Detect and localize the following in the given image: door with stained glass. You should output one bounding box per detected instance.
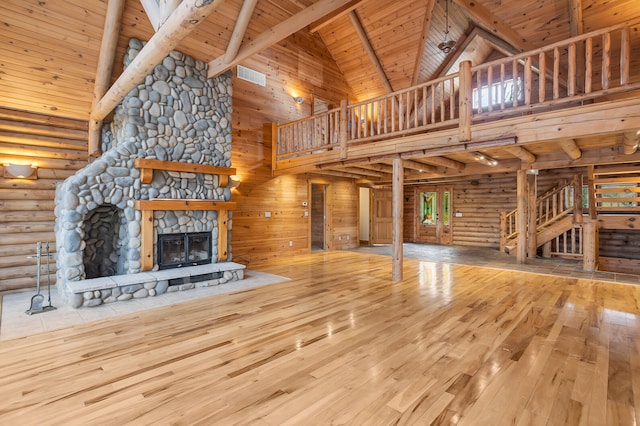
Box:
[416,185,452,244]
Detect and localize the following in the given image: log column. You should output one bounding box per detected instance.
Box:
[526,171,537,259]
[392,157,404,281]
[583,219,599,271]
[516,170,527,264]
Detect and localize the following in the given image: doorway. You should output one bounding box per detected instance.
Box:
[311,183,327,251]
[371,187,393,244]
[415,185,452,245]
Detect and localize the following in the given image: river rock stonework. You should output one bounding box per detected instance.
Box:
[54,39,234,307]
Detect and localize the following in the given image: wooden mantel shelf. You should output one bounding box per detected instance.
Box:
[134,198,236,271]
[134,158,236,185]
[135,199,236,211]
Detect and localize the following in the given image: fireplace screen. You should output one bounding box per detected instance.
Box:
[158,232,212,269]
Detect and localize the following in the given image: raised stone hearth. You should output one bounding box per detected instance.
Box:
[54,39,242,308]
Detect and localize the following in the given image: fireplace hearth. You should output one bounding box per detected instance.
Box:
[158,232,212,269]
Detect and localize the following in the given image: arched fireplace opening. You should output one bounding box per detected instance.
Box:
[82,204,126,279]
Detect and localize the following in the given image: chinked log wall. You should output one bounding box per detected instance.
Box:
[0,108,88,291]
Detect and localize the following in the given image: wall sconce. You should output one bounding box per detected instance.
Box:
[4,163,38,179]
[293,96,304,105]
[471,152,498,166]
[230,176,241,188]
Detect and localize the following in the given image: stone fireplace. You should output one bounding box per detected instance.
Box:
[54,39,244,308]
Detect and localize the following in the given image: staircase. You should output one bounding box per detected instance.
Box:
[500,176,583,257]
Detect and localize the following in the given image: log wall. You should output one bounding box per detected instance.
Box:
[0,108,88,291]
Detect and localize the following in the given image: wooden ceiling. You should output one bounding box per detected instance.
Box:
[2,0,640,123]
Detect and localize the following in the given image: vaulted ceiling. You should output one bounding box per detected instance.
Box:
[1,0,639,121]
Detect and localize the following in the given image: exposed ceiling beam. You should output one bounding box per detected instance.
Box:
[623,131,639,155]
[401,159,437,173]
[311,169,364,179]
[140,0,161,31]
[309,0,366,33]
[452,0,535,52]
[416,156,465,171]
[349,11,393,93]
[568,0,584,37]
[411,0,437,85]
[141,0,181,32]
[92,0,225,122]
[208,0,355,77]
[357,163,393,174]
[338,166,386,178]
[504,146,536,163]
[558,139,582,160]
[224,0,259,64]
[87,0,126,158]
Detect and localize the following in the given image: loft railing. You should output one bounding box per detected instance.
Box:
[275,20,640,161]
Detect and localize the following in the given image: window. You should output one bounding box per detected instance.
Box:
[598,183,639,208]
[443,191,450,225]
[421,192,436,225]
[472,78,523,110]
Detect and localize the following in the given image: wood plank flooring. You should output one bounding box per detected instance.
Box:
[1,251,640,424]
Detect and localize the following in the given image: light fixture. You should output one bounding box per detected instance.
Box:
[229,176,241,188]
[4,163,37,179]
[438,0,456,54]
[293,96,304,105]
[471,152,498,166]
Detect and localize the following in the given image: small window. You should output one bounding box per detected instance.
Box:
[421,192,436,225]
[443,191,450,226]
[473,78,523,110]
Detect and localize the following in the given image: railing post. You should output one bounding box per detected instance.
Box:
[573,174,583,223]
[459,60,472,142]
[583,219,599,271]
[516,170,527,264]
[340,99,348,159]
[499,211,507,252]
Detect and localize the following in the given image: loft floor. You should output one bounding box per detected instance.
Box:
[1,251,640,423]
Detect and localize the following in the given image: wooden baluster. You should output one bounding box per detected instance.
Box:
[440,81,446,122]
[488,66,493,112]
[568,43,576,96]
[571,227,576,254]
[383,99,388,134]
[585,37,593,94]
[340,100,348,159]
[406,92,411,129]
[512,59,519,107]
[476,68,482,113]
[539,52,546,103]
[450,78,456,120]
[371,102,375,136]
[621,27,630,86]
[500,211,507,252]
[553,47,560,99]
[602,32,611,90]
[362,104,368,138]
[431,84,436,123]
[392,96,396,132]
[524,56,532,105]
[414,89,419,128]
[500,63,506,110]
[422,86,427,125]
[377,101,382,135]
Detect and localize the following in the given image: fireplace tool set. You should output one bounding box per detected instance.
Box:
[25,241,56,315]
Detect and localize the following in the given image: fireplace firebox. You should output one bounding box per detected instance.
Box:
[157,232,212,270]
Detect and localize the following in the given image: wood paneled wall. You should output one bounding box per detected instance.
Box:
[229,30,358,265]
[0,108,88,291]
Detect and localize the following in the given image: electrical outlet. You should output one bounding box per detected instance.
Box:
[265,211,271,217]
[338,235,342,240]
[289,240,293,247]
[346,235,350,240]
[304,211,308,217]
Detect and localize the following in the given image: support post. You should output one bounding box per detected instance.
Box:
[526,171,537,259]
[340,99,348,159]
[218,210,229,261]
[392,157,404,281]
[459,60,473,142]
[587,165,597,219]
[573,174,583,223]
[516,170,527,264]
[583,219,598,271]
[499,211,507,253]
[141,210,154,271]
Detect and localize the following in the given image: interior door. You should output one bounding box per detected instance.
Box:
[371,187,393,244]
[416,185,452,245]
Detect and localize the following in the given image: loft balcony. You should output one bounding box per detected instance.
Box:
[271,20,640,181]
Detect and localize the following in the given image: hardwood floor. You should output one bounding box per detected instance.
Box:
[1,251,640,424]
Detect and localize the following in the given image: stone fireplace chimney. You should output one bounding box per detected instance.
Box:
[54,39,238,307]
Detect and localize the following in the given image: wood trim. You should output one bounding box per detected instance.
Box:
[135,200,236,211]
[133,158,236,185]
[217,209,229,262]
[140,209,154,271]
